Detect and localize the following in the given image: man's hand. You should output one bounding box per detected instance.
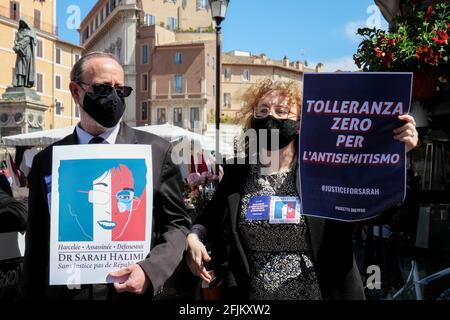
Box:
[109,264,150,295]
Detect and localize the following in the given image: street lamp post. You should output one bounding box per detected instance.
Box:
[209,0,229,175]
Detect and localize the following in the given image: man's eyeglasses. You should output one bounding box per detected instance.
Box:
[78,81,133,98]
[254,104,294,120]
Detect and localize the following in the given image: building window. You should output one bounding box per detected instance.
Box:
[197,0,208,10]
[95,14,99,29]
[224,67,231,80]
[175,52,182,65]
[55,75,61,89]
[82,26,90,42]
[34,9,41,30]
[142,74,148,91]
[190,107,199,129]
[55,47,61,64]
[173,107,182,127]
[224,93,231,108]
[167,17,178,31]
[10,1,20,21]
[55,101,63,115]
[157,108,166,124]
[36,73,43,93]
[75,54,80,63]
[243,69,250,81]
[36,39,43,58]
[212,56,215,70]
[141,101,148,121]
[142,45,148,64]
[101,7,105,23]
[206,53,210,66]
[144,14,155,26]
[174,75,183,94]
[109,0,116,13]
[104,5,108,19]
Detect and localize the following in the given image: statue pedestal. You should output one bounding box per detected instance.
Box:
[0,87,50,139]
[1,86,41,102]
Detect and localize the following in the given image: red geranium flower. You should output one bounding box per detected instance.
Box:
[432,30,449,44]
[416,45,442,66]
[425,5,433,21]
[387,38,396,47]
[374,47,384,58]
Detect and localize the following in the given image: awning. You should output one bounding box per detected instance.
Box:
[134,124,234,156]
[1,123,234,156]
[375,0,401,23]
[1,126,76,147]
[375,0,450,23]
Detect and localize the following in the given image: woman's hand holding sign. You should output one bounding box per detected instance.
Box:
[186,233,212,283]
[394,114,418,152]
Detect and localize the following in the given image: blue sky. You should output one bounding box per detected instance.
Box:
[57,0,388,71]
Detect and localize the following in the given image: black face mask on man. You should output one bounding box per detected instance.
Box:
[80,87,125,128]
[253,116,298,151]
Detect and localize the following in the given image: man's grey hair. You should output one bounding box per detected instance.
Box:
[70,51,120,82]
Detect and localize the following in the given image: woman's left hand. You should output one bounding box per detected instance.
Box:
[394,115,419,152]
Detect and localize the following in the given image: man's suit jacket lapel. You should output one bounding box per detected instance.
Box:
[65,128,79,145]
[115,122,138,144]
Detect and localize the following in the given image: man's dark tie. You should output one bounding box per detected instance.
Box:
[88,136,105,144]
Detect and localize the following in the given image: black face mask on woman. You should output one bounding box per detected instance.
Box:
[253,116,298,150]
[81,87,125,128]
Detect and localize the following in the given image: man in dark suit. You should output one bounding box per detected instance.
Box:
[22,52,191,300]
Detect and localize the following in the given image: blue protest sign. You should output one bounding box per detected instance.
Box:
[299,73,412,221]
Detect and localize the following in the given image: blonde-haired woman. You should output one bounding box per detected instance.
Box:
[186,78,418,300]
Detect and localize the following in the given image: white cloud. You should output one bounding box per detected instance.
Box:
[344,6,389,41]
[345,20,366,41]
[315,56,359,72]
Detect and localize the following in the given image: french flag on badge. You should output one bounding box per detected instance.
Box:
[286,202,296,219]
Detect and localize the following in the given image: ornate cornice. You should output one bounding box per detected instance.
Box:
[83,5,140,51]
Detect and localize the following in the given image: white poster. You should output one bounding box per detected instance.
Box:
[49,145,153,285]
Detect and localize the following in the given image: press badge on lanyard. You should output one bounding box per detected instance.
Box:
[246,196,301,224]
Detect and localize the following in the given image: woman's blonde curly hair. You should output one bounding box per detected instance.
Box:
[239,78,303,131]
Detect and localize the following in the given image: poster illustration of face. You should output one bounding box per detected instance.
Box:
[50,145,152,285]
[58,159,147,242]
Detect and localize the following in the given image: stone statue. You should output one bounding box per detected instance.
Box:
[12,18,36,88]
